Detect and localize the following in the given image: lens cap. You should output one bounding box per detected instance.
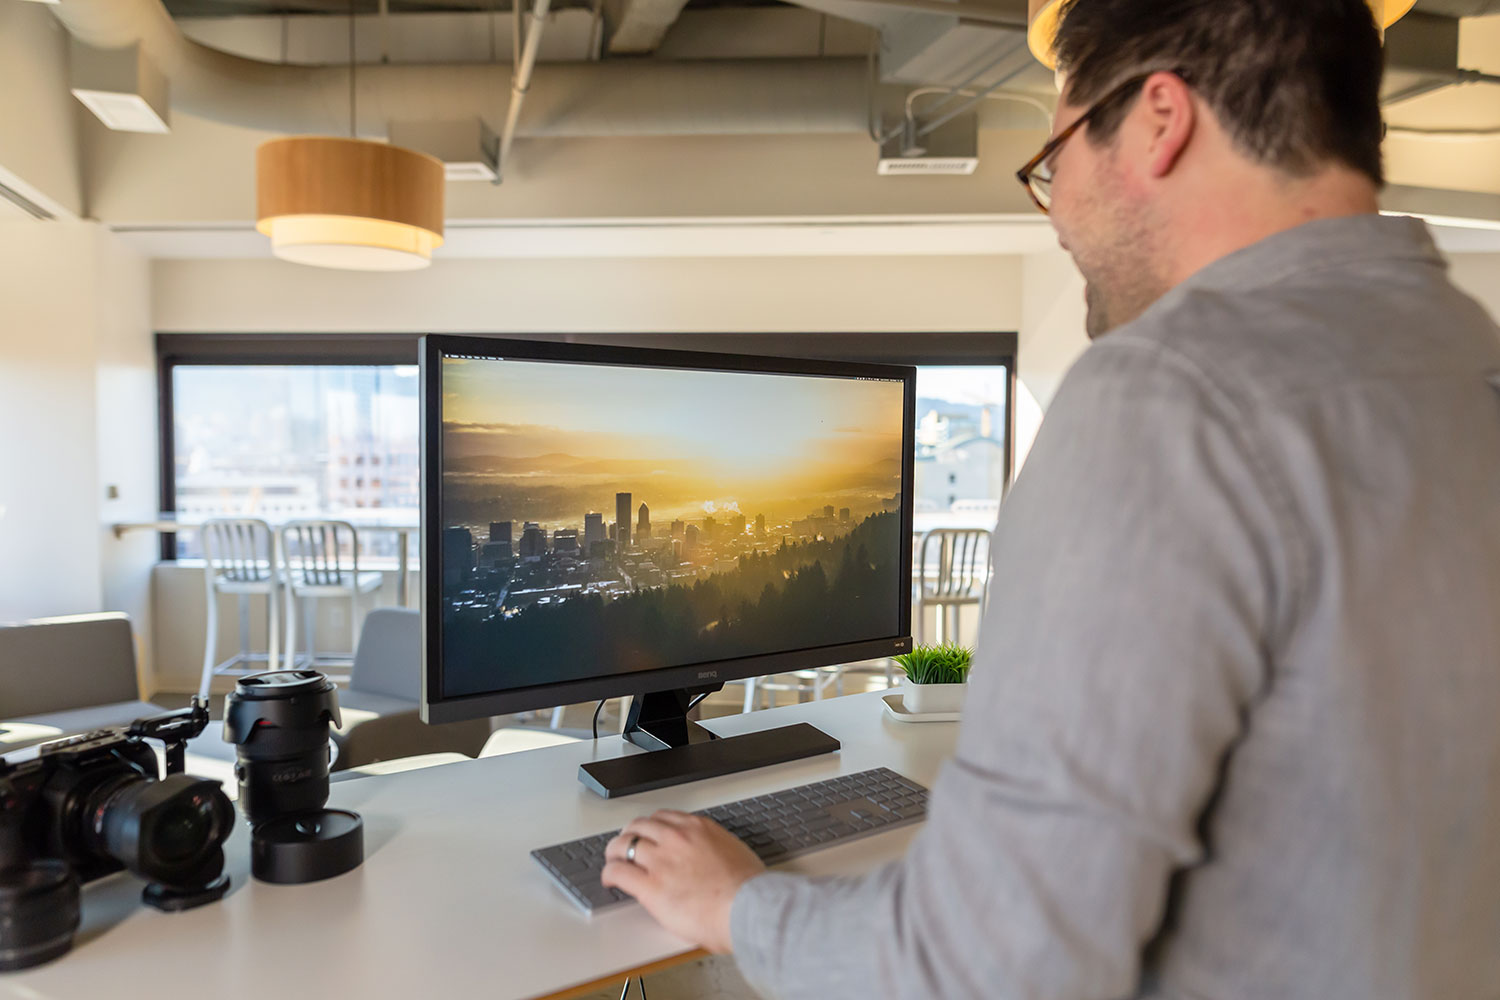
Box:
[250,808,364,885]
[0,860,81,972]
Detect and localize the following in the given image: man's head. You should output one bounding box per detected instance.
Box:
[1032,0,1386,337]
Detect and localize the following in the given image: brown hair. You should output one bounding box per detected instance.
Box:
[1053,0,1385,184]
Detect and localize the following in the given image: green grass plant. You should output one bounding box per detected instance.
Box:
[893,643,973,685]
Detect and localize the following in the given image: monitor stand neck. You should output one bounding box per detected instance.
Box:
[622,687,719,751]
[578,684,841,798]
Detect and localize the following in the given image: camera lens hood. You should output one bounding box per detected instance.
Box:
[223,670,341,743]
[0,860,80,972]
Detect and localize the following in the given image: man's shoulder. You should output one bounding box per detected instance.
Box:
[1099,269,1500,407]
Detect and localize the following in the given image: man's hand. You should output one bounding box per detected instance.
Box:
[601,811,766,954]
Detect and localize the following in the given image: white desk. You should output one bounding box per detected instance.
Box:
[0,691,958,1000]
[112,512,421,607]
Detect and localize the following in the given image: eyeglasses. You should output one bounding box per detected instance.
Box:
[1016,71,1175,215]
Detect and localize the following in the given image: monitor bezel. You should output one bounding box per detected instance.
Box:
[420,333,917,725]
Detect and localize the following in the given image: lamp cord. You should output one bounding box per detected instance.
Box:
[348,0,357,138]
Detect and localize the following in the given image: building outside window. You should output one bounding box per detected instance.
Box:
[169,364,419,559]
[913,366,1010,520]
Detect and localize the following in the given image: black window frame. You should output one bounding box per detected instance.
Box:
[156,331,1017,562]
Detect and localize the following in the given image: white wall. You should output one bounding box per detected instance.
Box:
[95,229,159,678]
[0,224,103,620]
[1449,254,1500,323]
[1015,248,1090,470]
[0,2,83,219]
[0,223,153,637]
[152,254,1023,333]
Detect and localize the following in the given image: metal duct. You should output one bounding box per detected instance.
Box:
[50,0,872,137]
[1412,0,1500,15]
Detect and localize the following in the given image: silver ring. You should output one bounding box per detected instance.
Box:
[625,834,641,864]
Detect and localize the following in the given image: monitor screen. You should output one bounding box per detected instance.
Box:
[422,337,914,722]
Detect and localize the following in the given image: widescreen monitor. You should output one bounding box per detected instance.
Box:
[421,336,914,781]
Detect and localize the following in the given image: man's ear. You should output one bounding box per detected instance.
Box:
[1138,71,1195,178]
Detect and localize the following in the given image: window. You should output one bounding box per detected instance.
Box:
[167,364,419,559]
[157,332,1014,562]
[914,366,1011,517]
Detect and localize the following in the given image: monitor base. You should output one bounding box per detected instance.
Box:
[578,688,840,798]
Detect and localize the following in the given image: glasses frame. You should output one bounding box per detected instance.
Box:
[1016,70,1183,215]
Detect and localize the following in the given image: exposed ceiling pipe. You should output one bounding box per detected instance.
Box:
[842,0,1026,28]
[49,0,875,138]
[1383,67,1500,105]
[498,0,553,181]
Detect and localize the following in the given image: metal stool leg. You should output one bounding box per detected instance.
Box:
[237,595,251,665]
[304,596,317,667]
[267,584,280,672]
[284,585,298,670]
[200,576,219,701]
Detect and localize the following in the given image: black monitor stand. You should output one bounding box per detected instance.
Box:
[577,686,841,798]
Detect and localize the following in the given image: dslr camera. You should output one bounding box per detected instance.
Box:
[0,700,234,971]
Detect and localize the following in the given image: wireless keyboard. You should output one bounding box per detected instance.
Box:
[531,766,930,915]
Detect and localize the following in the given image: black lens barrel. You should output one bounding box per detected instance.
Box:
[0,861,80,973]
[97,775,234,890]
[224,671,341,827]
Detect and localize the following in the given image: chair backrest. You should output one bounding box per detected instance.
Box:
[281,520,361,586]
[201,518,276,584]
[0,613,140,718]
[917,529,992,603]
[350,607,421,701]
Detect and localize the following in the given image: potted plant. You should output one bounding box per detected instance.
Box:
[892,643,973,714]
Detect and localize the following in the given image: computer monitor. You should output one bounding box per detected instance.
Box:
[420,335,915,794]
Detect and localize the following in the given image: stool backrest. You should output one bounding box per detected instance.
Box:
[916,528,992,603]
[201,518,276,584]
[281,520,361,585]
[351,607,420,700]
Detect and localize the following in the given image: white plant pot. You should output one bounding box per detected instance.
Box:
[901,680,967,714]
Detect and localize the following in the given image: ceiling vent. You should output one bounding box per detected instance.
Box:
[877,113,979,176]
[70,40,170,134]
[387,119,504,183]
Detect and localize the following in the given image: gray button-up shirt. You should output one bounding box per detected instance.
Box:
[730,215,1500,1000]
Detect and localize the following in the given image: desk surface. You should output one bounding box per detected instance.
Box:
[0,691,958,1000]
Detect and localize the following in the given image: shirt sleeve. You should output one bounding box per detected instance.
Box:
[729,336,1293,1000]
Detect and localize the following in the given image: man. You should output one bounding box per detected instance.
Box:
[601,1,1500,996]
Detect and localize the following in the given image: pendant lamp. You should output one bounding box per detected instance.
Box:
[255,1,445,271]
[1027,0,1420,71]
[256,137,445,271]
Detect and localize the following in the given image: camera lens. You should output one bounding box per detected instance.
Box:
[224,670,341,827]
[151,796,216,864]
[91,775,235,890]
[0,861,80,972]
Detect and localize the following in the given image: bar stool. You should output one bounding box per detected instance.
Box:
[280,519,384,675]
[199,518,281,700]
[913,528,992,645]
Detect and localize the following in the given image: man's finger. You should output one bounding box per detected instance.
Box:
[604,830,653,863]
[646,809,699,830]
[601,859,653,899]
[620,816,687,847]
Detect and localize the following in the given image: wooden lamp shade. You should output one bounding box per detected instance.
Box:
[1026,0,1420,71]
[256,137,446,271]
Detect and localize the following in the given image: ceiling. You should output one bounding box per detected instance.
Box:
[161,0,780,14]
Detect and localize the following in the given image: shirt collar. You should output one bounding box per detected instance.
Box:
[1176,213,1444,295]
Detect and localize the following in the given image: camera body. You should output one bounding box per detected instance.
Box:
[0,702,234,972]
[2,730,213,886]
